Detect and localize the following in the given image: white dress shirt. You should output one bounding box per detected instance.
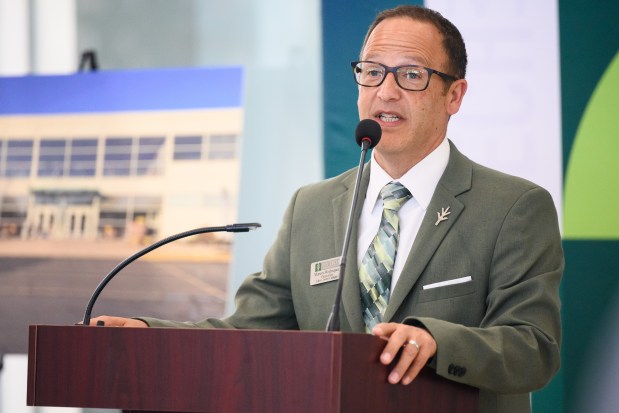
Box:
[357,138,450,294]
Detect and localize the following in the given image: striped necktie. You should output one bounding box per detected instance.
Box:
[359,181,412,332]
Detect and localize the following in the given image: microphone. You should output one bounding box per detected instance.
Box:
[326,119,381,331]
[81,223,261,326]
[355,118,382,150]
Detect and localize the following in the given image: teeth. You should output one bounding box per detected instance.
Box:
[379,113,399,122]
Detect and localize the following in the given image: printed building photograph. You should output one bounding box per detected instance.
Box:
[0,67,244,357]
[0,67,243,245]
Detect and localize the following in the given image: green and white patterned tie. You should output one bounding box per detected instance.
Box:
[359,181,412,332]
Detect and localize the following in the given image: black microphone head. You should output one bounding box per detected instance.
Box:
[355,119,382,148]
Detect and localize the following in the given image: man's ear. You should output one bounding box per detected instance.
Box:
[445,79,467,115]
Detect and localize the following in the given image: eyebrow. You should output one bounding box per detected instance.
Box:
[362,54,430,67]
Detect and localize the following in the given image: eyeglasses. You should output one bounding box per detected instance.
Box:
[351,61,458,91]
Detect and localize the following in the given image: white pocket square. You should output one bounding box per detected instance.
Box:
[423,276,472,290]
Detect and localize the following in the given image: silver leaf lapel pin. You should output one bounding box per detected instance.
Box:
[434,206,451,226]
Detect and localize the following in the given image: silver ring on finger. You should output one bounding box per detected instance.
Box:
[407,339,420,351]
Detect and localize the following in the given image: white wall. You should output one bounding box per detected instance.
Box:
[0,0,30,75]
[427,0,563,223]
[204,1,323,312]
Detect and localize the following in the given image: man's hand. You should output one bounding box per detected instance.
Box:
[85,316,148,327]
[373,322,437,385]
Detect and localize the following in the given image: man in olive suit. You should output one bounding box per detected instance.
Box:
[93,6,563,413]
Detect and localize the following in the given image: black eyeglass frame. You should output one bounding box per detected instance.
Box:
[351,60,458,91]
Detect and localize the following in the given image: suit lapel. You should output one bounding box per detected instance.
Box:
[332,164,371,332]
[384,143,473,321]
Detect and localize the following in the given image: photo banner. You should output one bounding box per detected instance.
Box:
[0,67,244,355]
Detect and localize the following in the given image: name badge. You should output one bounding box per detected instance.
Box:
[310,256,341,285]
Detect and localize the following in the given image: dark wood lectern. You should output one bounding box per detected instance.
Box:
[27,325,478,413]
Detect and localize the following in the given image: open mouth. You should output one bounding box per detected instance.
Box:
[377,113,401,123]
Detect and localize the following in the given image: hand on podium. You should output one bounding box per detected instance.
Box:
[85,316,148,328]
[373,322,437,386]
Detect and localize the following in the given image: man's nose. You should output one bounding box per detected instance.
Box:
[377,72,401,100]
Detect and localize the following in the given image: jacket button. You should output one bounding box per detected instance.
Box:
[448,364,466,377]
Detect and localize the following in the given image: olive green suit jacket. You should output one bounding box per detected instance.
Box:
[143,142,563,413]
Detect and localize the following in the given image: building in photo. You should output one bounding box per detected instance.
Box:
[0,67,244,243]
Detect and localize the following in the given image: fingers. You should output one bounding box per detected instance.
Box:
[396,342,426,385]
[81,316,148,328]
[373,322,437,385]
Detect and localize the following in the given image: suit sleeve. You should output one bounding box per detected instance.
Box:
[405,187,563,393]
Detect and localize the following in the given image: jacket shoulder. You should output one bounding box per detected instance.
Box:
[447,142,551,198]
[295,167,358,199]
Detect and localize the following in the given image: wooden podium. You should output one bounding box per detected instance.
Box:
[27,325,478,413]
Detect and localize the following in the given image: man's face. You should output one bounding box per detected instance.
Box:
[357,17,463,169]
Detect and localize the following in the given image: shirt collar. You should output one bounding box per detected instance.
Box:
[367,138,450,211]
